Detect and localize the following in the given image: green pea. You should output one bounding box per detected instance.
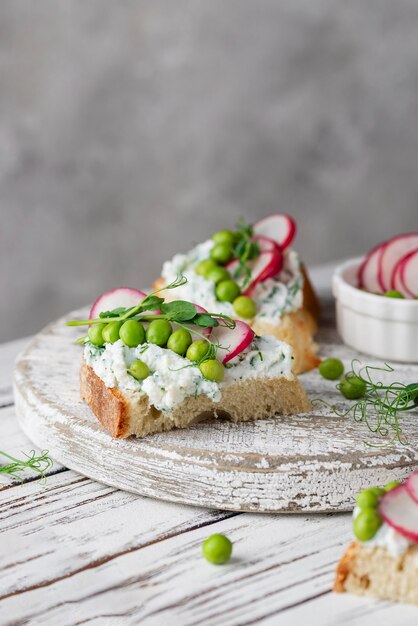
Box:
[212,230,235,246]
[128,360,150,380]
[146,319,172,347]
[319,358,344,380]
[88,323,106,347]
[206,266,231,285]
[102,321,122,344]
[199,359,225,382]
[210,243,233,265]
[353,508,382,541]
[233,295,257,319]
[339,374,367,400]
[384,481,400,492]
[216,279,241,303]
[195,259,218,278]
[202,533,233,564]
[384,290,405,298]
[119,320,145,347]
[167,329,193,356]
[186,340,210,362]
[356,488,380,509]
[369,486,385,498]
[405,383,418,406]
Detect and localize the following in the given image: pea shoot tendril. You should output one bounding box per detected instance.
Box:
[0,450,53,483]
[67,274,236,365]
[314,359,418,446]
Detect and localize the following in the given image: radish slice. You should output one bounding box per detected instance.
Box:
[226,248,283,295]
[358,242,386,293]
[406,471,418,505]
[212,320,255,364]
[378,484,418,543]
[251,235,281,254]
[183,304,212,339]
[392,258,411,298]
[400,248,418,297]
[377,233,418,292]
[90,288,148,319]
[253,214,296,250]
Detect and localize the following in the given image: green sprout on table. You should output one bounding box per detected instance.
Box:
[0,449,53,483]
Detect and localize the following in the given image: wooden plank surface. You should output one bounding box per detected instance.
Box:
[1,273,418,625]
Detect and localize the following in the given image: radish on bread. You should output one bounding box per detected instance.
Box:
[253,214,296,250]
[90,288,148,319]
[212,320,255,364]
[379,484,418,543]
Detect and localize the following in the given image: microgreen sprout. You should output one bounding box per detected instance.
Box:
[67,275,235,365]
[0,450,53,483]
[315,359,418,446]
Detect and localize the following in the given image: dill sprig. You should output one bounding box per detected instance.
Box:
[0,450,53,483]
[315,360,418,446]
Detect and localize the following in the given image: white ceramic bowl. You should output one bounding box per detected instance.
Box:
[333,258,418,362]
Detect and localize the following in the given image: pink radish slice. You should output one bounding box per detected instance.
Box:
[253,214,296,250]
[90,288,148,319]
[392,259,411,298]
[377,233,418,292]
[226,249,283,295]
[358,242,387,293]
[406,471,418,505]
[379,484,418,543]
[251,235,280,254]
[183,304,212,339]
[211,320,255,364]
[400,248,418,297]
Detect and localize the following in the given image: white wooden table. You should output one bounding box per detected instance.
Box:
[1,266,418,626]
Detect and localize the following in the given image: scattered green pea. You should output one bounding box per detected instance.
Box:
[353,508,382,541]
[202,533,233,564]
[384,290,405,298]
[319,358,344,380]
[88,323,106,347]
[356,488,381,509]
[186,340,210,362]
[384,481,400,492]
[167,329,193,356]
[339,374,367,400]
[146,319,172,347]
[212,230,236,246]
[102,321,122,344]
[216,279,241,303]
[369,486,386,498]
[195,259,218,278]
[129,359,150,380]
[199,359,225,382]
[119,320,145,347]
[210,242,233,265]
[405,383,418,406]
[206,266,231,285]
[233,295,257,319]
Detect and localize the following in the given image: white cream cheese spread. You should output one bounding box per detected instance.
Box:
[161,239,303,324]
[84,335,294,413]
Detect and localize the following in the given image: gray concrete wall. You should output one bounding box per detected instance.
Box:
[1,0,418,341]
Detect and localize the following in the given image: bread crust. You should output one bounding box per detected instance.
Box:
[153,267,320,374]
[334,540,418,604]
[81,359,311,439]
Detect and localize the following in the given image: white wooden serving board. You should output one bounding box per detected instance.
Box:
[13,308,418,513]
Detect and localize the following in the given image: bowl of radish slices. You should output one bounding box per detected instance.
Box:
[333,233,418,362]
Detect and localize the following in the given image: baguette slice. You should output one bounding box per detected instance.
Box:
[153,266,320,375]
[334,541,418,605]
[81,359,311,439]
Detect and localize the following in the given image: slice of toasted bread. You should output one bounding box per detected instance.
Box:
[81,359,311,439]
[334,541,418,605]
[152,267,320,374]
